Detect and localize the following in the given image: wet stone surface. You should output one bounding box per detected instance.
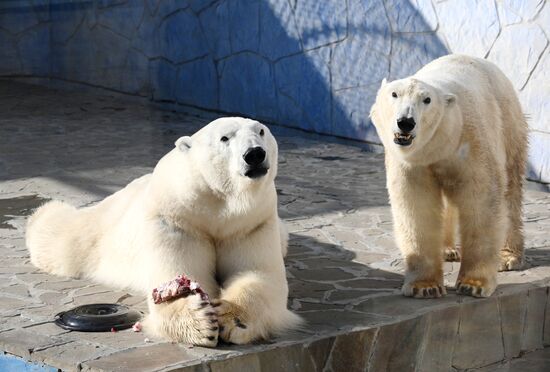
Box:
[0,80,550,371]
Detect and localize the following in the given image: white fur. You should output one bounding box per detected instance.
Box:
[27,117,301,346]
[370,55,528,298]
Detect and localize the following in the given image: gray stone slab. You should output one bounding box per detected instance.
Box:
[499,292,527,358]
[521,287,547,351]
[368,316,427,372]
[82,343,213,372]
[417,306,460,372]
[452,298,505,370]
[0,329,66,359]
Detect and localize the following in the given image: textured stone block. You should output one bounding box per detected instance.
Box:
[293,0,347,50]
[156,0,187,18]
[452,298,505,369]
[17,24,51,77]
[219,53,277,119]
[0,30,21,75]
[488,24,548,90]
[347,0,391,55]
[389,33,447,80]
[325,329,377,371]
[86,26,130,89]
[520,50,550,134]
[527,132,550,184]
[502,0,545,21]
[50,1,89,44]
[209,353,261,372]
[521,287,547,352]
[275,47,331,133]
[97,0,127,9]
[499,292,527,358]
[332,85,381,143]
[537,3,550,39]
[228,0,260,54]
[33,341,116,372]
[160,9,209,64]
[82,343,205,372]
[331,38,389,91]
[0,329,64,359]
[259,0,302,61]
[149,59,177,101]
[369,316,427,372]
[385,0,437,32]
[497,1,522,26]
[0,0,41,34]
[176,56,218,109]
[417,306,460,372]
[97,0,144,40]
[120,49,150,95]
[189,0,217,13]
[132,10,162,58]
[199,1,231,60]
[436,0,500,58]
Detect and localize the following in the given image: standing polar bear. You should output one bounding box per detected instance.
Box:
[370,55,527,298]
[27,117,301,346]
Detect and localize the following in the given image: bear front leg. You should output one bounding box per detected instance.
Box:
[138,222,221,345]
[387,163,446,298]
[455,190,505,297]
[443,198,461,262]
[215,217,301,344]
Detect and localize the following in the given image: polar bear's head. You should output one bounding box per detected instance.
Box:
[175,117,278,194]
[370,77,457,164]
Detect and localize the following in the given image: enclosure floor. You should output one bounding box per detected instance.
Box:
[1,80,549,371]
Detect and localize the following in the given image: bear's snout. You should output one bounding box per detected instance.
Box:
[243,147,266,167]
[397,117,416,133]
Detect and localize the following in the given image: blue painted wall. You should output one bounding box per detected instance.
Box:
[0,0,548,183]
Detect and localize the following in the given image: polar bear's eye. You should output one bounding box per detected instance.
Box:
[220,136,229,142]
[391,92,398,98]
[423,97,431,104]
[259,129,265,136]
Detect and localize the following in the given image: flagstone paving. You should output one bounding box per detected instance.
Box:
[1,80,549,371]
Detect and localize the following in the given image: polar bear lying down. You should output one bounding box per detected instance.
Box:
[370,55,528,298]
[27,117,301,346]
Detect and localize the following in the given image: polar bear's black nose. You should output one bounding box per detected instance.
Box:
[397,117,416,133]
[244,147,266,166]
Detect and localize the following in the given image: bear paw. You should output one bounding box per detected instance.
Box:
[499,250,523,271]
[444,246,461,262]
[213,299,256,345]
[147,295,219,347]
[456,277,495,298]
[402,280,446,299]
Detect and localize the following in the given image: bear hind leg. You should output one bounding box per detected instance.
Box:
[26,201,87,278]
[499,145,526,271]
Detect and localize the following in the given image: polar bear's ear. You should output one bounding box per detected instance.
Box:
[444,94,456,105]
[380,78,388,87]
[175,136,192,152]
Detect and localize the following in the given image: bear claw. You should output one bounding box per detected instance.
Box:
[456,277,493,298]
[403,280,446,298]
[499,250,523,271]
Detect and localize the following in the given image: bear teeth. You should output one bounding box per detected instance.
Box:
[394,133,412,140]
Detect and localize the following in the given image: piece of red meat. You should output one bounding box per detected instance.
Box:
[152,274,209,304]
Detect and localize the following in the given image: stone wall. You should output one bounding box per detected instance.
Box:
[0,0,548,183]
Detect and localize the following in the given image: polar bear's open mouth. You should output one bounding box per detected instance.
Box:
[245,166,269,179]
[393,132,414,146]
